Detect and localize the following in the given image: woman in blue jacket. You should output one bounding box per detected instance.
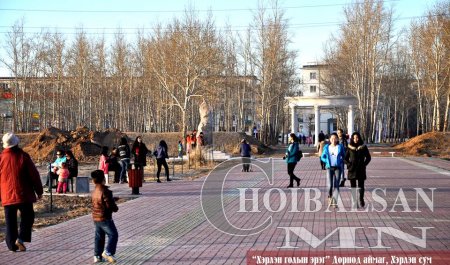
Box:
[320,132,345,207]
[284,133,300,188]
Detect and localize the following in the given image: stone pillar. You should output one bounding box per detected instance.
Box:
[348,105,354,137]
[290,105,298,133]
[314,105,320,146]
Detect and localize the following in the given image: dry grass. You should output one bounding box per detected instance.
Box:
[394,132,450,158]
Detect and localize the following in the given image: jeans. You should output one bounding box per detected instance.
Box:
[340,165,346,182]
[119,158,130,182]
[326,167,341,201]
[94,219,118,256]
[4,203,35,251]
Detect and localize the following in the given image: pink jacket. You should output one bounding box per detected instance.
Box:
[57,168,69,181]
[99,155,109,174]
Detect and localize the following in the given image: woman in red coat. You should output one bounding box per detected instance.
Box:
[0,133,43,252]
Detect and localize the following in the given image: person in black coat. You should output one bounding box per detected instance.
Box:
[344,132,371,208]
[239,139,251,172]
[131,136,149,169]
[65,150,78,192]
[107,147,121,183]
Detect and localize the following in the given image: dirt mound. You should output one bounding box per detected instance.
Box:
[18,129,268,163]
[23,127,125,162]
[394,132,450,157]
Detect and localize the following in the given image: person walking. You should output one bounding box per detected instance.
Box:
[337,129,348,187]
[239,139,251,172]
[65,150,78,192]
[91,170,119,263]
[131,136,149,170]
[117,137,130,184]
[317,134,327,170]
[344,132,371,208]
[0,133,43,252]
[320,133,345,208]
[153,140,171,183]
[284,133,301,188]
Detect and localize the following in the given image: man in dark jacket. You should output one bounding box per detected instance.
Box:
[239,139,252,172]
[91,170,119,263]
[0,133,43,252]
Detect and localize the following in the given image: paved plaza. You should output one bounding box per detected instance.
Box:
[1,156,449,264]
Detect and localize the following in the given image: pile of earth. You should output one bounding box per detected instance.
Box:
[394,132,450,158]
[21,127,125,163]
[15,128,269,163]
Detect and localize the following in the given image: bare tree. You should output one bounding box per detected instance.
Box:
[147,10,223,140]
[323,0,393,142]
[250,0,297,144]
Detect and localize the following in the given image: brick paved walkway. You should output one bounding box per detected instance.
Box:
[1,157,449,264]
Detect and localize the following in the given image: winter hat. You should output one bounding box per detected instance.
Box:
[2,132,19,149]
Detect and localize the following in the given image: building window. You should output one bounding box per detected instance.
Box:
[310,85,317,93]
[0,83,9,91]
[310,72,317,80]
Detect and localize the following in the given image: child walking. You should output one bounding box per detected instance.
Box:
[91,170,119,263]
[56,162,69,193]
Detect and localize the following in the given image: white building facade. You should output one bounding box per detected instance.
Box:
[288,63,357,144]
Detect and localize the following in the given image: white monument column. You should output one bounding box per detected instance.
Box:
[314,105,320,146]
[290,105,298,133]
[348,105,354,137]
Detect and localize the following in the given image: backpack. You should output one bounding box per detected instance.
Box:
[296,145,303,162]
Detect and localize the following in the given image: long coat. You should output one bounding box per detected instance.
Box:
[344,144,371,180]
[132,143,149,167]
[0,147,43,206]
